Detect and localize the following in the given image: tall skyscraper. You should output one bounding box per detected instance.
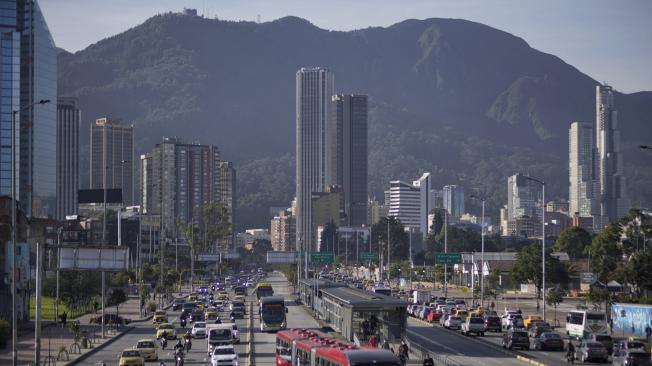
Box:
[0,0,58,218]
[295,67,333,251]
[507,173,541,221]
[596,85,630,225]
[56,98,80,219]
[90,118,135,205]
[569,121,598,228]
[443,185,465,218]
[328,94,368,227]
[142,138,235,244]
[271,209,295,252]
[388,173,431,238]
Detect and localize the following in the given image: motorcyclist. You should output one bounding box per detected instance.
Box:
[160,333,168,349]
[183,331,193,351]
[566,341,575,363]
[174,339,184,354]
[230,311,236,322]
[180,317,186,328]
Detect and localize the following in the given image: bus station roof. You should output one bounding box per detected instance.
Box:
[320,286,409,308]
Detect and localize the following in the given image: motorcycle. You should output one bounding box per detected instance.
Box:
[180,318,186,328]
[160,337,168,350]
[175,349,185,366]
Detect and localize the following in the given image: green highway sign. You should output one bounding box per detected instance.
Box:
[310,252,335,264]
[435,253,462,264]
[360,252,378,261]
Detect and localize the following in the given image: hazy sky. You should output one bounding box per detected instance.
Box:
[40,0,652,93]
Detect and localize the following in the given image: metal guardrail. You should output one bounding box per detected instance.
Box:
[406,337,464,366]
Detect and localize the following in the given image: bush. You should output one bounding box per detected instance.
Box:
[0,319,9,349]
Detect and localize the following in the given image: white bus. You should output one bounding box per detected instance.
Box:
[566,310,608,339]
[259,296,287,332]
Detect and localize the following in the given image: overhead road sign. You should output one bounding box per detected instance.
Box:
[267,251,297,264]
[435,253,462,264]
[360,252,378,261]
[78,188,122,204]
[310,252,334,264]
[58,247,129,271]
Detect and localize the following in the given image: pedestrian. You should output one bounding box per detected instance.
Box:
[490,301,495,310]
[536,302,540,313]
[369,335,378,348]
[93,300,99,314]
[645,323,652,343]
[423,354,434,366]
[399,341,409,363]
[61,311,68,328]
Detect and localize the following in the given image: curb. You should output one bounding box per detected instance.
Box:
[409,317,543,365]
[63,326,136,366]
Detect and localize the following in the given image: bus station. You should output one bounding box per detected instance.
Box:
[317,286,409,347]
[297,278,346,309]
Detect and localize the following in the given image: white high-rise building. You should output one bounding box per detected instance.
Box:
[507,173,541,221]
[569,121,599,229]
[388,173,431,238]
[295,67,334,251]
[596,85,630,226]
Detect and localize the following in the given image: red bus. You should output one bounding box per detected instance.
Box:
[276,329,330,366]
[314,348,401,366]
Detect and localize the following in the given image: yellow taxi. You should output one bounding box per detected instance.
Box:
[188,294,198,302]
[152,315,168,325]
[134,339,158,361]
[453,309,469,321]
[119,349,144,366]
[195,301,204,310]
[155,323,177,340]
[154,310,167,316]
[205,310,219,323]
[524,315,542,329]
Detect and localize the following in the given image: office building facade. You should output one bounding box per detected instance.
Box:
[388,173,431,238]
[90,118,135,205]
[0,1,57,217]
[328,94,368,227]
[569,121,599,227]
[56,98,80,219]
[295,67,333,251]
[271,209,296,252]
[507,173,541,221]
[595,85,630,225]
[443,185,464,218]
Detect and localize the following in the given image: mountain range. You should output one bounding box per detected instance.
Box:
[57,11,652,230]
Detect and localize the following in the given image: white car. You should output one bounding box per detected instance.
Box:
[444,316,462,330]
[211,345,239,366]
[501,313,523,330]
[191,321,207,338]
[213,300,225,311]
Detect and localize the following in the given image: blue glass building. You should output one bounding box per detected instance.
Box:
[0,0,57,218]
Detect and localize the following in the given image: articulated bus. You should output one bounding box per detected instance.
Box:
[260,295,288,332]
[566,310,608,339]
[255,283,274,304]
[275,329,400,366]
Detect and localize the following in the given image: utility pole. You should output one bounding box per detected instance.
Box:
[34,242,42,365]
[101,127,107,339]
[444,209,448,298]
[387,217,391,282]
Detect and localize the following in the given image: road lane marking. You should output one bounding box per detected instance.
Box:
[407,329,463,356]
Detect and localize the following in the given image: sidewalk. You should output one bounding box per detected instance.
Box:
[0,296,152,366]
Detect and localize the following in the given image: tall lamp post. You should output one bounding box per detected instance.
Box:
[523,175,546,321]
[11,99,50,366]
[470,195,485,308]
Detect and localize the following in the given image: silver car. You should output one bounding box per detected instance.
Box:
[444,316,462,330]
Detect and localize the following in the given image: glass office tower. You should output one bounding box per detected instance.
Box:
[0,1,57,217]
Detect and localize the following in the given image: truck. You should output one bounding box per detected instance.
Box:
[412,290,430,304]
[611,303,652,339]
[206,324,236,356]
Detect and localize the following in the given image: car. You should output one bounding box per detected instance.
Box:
[502,314,524,330]
[190,309,205,323]
[172,298,185,311]
[213,300,225,311]
[461,316,485,336]
[90,313,132,325]
[427,309,443,323]
[502,329,530,350]
[419,306,433,320]
[614,340,647,354]
[611,348,651,366]
[152,315,168,325]
[192,321,208,338]
[119,349,145,366]
[444,316,462,330]
[523,315,543,329]
[155,323,177,340]
[574,340,609,363]
[134,339,158,361]
[528,321,553,338]
[532,332,564,351]
[210,343,239,365]
[483,315,502,333]
[591,333,614,354]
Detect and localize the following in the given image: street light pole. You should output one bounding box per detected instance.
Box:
[470,195,486,308]
[524,175,546,321]
[444,209,448,298]
[11,99,50,366]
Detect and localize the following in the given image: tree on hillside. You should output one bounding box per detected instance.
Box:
[586,223,622,281]
[371,216,409,261]
[553,226,592,260]
[628,248,652,296]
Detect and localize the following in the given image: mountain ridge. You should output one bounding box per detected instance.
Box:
[57,13,652,229]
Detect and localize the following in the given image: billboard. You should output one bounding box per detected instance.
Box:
[58,247,129,271]
[267,251,297,264]
[611,303,652,338]
[78,189,123,204]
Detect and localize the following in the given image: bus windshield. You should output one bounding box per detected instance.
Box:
[262,302,285,323]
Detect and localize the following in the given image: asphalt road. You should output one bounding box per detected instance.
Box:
[82,289,251,366]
